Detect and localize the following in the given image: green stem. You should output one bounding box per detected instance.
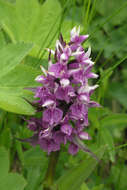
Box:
[43,151,59,190]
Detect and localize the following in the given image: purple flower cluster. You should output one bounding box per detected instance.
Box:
[26,26,100,155]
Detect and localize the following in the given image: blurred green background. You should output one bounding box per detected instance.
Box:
[0,0,127,189]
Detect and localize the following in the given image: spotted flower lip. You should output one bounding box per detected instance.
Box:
[23,26,100,156]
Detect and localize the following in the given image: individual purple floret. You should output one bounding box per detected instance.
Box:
[24,26,100,156]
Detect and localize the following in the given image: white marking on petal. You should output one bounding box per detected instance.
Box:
[60,53,68,62]
[42,100,54,107]
[84,46,91,58]
[48,60,52,68]
[84,59,94,65]
[35,75,43,82]
[60,78,70,87]
[79,94,88,101]
[70,26,77,38]
[71,47,84,56]
[79,132,91,140]
[65,45,72,56]
[77,26,80,35]
[48,71,55,76]
[43,127,50,132]
[71,51,83,56]
[46,48,55,55]
[78,84,99,94]
[40,66,47,76]
[78,86,85,94]
[83,34,89,40]
[56,40,63,51]
[68,91,75,97]
[90,73,99,78]
[54,82,59,93]
[68,68,81,75]
[89,84,99,91]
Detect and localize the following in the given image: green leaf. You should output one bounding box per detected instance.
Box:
[24,146,47,168]
[24,147,48,190]
[0,64,41,87]
[54,146,105,190]
[97,0,127,25]
[100,127,115,162]
[0,42,33,78]
[0,29,7,48]
[0,87,35,115]
[99,113,127,162]
[80,183,90,190]
[109,83,127,109]
[0,43,42,115]
[0,128,12,149]
[25,167,43,190]
[110,165,127,190]
[0,147,9,177]
[92,184,104,190]
[117,166,127,190]
[100,113,127,127]
[0,64,41,115]
[15,140,25,166]
[0,0,61,56]
[0,173,26,190]
[0,147,26,190]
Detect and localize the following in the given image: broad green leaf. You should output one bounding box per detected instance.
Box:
[110,165,127,190]
[24,55,47,69]
[0,64,41,115]
[97,0,127,25]
[0,147,26,190]
[100,113,127,127]
[24,147,48,190]
[98,55,127,85]
[109,83,127,109]
[0,29,7,48]
[0,0,61,56]
[107,25,127,58]
[24,167,42,190]
[24,146,47,168]
[100,127,115,162]
[15,140,24,166]
[5,0,15,3]
[81,183,90,190]
[92,184,104,190]
[99,113,127,162]
[0,64,41,87]
[90,0,127,59]
[117,166,127,190]
[61,20,73,44]
[0,88,35,115]
[0,45,41,114]
[0,173,26,190]
[0,25,11,49]
[0,147,9,177]
[54,146,105,190]
[0,42,33,78]
[0,128,12,149]
[110,165,120,188]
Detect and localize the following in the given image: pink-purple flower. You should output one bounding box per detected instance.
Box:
[24,26,100,155]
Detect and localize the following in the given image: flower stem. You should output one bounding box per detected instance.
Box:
[43,151,59,190]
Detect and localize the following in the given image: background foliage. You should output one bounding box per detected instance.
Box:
[0,0,127,189]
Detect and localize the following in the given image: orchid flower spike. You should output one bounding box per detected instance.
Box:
[23,26,100,158]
